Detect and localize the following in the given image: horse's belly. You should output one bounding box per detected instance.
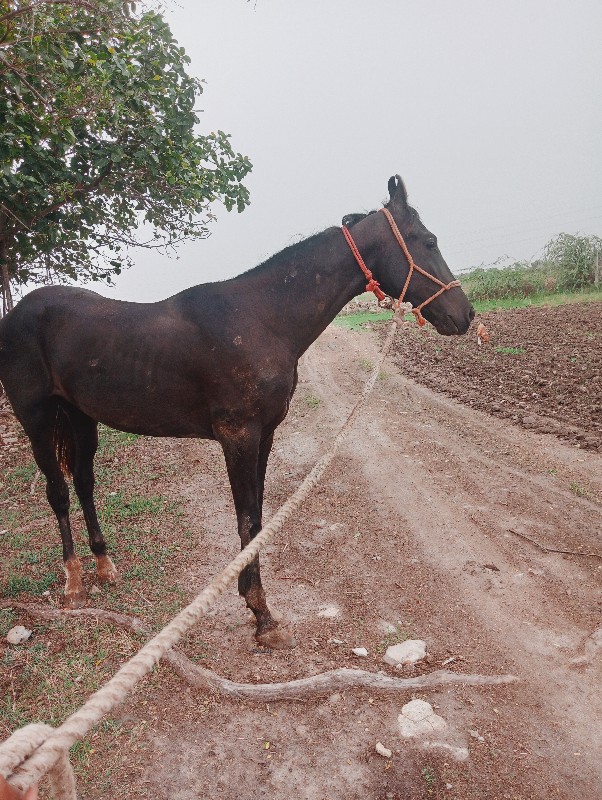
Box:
[62,369,214,438]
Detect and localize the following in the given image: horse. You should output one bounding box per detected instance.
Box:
[0,175,474,649]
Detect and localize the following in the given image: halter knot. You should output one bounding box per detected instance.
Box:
[365,277,386,302]
[341,208,461,326]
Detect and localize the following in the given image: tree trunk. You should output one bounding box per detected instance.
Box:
[1,236,13,316]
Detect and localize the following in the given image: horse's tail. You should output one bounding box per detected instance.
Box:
[54,404,76,477]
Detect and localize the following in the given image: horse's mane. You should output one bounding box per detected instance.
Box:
[236,208,377,280]
[235,203,418,281]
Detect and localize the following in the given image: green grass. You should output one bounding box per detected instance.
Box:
[335,287,602,324]
[304,394,321,409]
[334,311,391,330]
[569,482,590,498]
[471,287,602,313]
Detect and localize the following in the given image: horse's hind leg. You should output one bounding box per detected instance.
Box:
[20,402,86,607]
[68,408,118,585]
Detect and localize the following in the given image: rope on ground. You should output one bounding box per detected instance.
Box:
[1,602,519,702]
[0,321,398,795]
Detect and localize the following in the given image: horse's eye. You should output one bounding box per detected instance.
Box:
[426,237,437,249]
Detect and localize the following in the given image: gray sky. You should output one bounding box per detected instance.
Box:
[103,0,602,302]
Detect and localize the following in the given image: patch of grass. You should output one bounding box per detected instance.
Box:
[569,482,590,498]
[304,394,321,409]
[471,287,602,313]
[3,572,58,597]
[375,628,415,655]
[334,311,390,331]
[0,607,18,635]
[99,492,165,524]
[3,463,37,489]
[97,426,140,457]
[421,765,438,793]
[494,346,525,355]
[359,358,373,371]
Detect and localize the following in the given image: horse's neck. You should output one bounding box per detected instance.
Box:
[235,227,369,356]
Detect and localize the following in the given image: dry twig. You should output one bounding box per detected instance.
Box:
[508,528,602,559]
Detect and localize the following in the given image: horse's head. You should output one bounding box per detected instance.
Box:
[347,176,474,335]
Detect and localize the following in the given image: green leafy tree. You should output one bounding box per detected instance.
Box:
[544,233,602,291]
[0,0,252,313]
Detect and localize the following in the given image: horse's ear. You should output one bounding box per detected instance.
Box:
[387,175,408,207]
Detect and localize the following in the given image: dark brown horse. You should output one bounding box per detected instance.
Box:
[0,176,474,648]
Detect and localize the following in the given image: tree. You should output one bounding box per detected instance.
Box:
[544,233,602,291]
[0,1,252,314]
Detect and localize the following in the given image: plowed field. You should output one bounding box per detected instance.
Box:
[389,301,602,452]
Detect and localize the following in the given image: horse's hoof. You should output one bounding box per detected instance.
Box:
[96,555,119,584]
[64,591,87,609]
[255,627,297,650]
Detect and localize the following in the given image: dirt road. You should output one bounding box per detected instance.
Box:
[2,318,601,799]
[139,322,602,800]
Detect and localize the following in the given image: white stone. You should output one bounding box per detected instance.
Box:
[6,625,32,645]
[397,699,447,738]
[375,742,392,758]
[422,741,469,762]
[352,647,368,657]
[383,639,426,666]
[318,605,340,618]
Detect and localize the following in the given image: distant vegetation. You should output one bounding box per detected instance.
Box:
[336,232,602,323]
[463,233,601,304]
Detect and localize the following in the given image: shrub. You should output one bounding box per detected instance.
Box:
[544,233,602,291]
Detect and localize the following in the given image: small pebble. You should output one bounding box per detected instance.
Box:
[352,647,368,657]
[375,741,392,758]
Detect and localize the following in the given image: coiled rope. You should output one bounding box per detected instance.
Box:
[0,320,398,797]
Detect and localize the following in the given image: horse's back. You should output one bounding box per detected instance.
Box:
[0,283,296,438]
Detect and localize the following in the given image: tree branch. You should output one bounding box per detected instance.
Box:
[0,1,100,27]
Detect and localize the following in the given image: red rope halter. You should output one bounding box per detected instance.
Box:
[341,207,461,326]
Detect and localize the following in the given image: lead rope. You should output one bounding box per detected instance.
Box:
[342,208,462,327]
[0,320,398,799]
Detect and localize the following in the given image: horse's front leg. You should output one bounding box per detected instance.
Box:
[216,422,296,649]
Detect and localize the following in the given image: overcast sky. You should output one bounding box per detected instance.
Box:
[103,0,602,302]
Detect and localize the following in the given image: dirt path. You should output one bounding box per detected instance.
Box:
[132,323,601,800]
[3,318,601,799]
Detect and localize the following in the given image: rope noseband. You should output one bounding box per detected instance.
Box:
[341,207,461,326]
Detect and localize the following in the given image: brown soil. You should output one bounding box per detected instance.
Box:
[1,303,602,799]
[389,302,602,453]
